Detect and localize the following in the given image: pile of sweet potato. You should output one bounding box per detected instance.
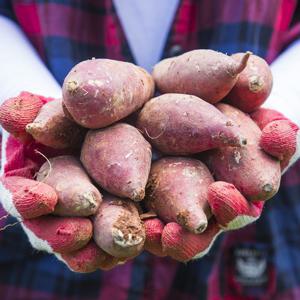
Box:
[0,50,282,271]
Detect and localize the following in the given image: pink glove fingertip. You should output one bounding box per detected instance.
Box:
[162,218,221,262]
[208,181,264,230]
[0,176,58,219]
[143,217,166,257]
[57,241,119,273]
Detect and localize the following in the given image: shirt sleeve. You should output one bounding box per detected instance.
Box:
[0,15,62,103]
[263,38,300,127]
[0,0,14,19]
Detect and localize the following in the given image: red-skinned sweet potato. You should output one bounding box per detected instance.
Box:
[26,98,86,149]
[136,93,246,155]
[225,53,273,112]
[153,50,251,104]
[204,103,281,201]
[93,194,145,258]
[37,155,102,216]
[145,157,214,234]
[81,123,152,201]
[62,59,154,128]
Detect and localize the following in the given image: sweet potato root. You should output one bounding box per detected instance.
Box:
[204,104,281,201]
[136,93,246,155]
[152,50,251,104]
[93,194,145,258]
[37,155,102,216]
[81,123,152,201]
[62,59,154,128]
[26,99,86,149]
[145,157,214,234]
[225,53,273,112]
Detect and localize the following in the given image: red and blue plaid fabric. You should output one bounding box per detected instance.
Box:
[0,0,300,299]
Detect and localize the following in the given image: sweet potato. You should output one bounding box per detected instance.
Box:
[81,123,151,201]
[0,92,46,142]
[62,59,154,128]
[23,215,93,253]
[37,155,102,216]
[225,53,273,112]
[136,93,246,155]
[145,157,214,234]
[204,103,281,201]
[152,50,251,104]
[93,194,145,258]
[26,99,86,149]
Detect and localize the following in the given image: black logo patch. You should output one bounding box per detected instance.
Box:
[234,244,269,286]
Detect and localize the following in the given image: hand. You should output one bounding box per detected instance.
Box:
[143,107,299,262]
[143,181,264,262]
[0,92,119,272]
[251,108,300,172]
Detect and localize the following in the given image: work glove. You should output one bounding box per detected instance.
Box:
[0,92,120,272]
[143,106,299,262]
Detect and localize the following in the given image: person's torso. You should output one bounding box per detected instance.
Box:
[7,0,299,83]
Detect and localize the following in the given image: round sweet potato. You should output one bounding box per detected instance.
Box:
[93,195,145,258]
[81,123,152,201]
[62,59,154,128]
[225,53,273,112]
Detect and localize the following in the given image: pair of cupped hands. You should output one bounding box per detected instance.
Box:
[0,91,299,273]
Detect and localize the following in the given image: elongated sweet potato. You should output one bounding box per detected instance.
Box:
[37,155,102,216]
[136,93,246,155]
[81,123,152,201]
[153,50,251,104]
[225,53,273,112]
[62,59,154,128]
[26,99,86,149]
[204,104,281,201]
[145,157,214,234]
[93,194,145,258]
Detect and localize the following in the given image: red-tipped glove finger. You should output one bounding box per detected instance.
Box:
[22,215,93,253]
[56,241,122,273]
[251,108,300,172]
[161,218,221,262]
[143,217,166,257]
[143,181,264,262]
[0,91,52,142]
[0,176,58,219]
[207,181,264,230]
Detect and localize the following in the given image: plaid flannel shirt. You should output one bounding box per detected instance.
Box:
[0,1,300,299]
